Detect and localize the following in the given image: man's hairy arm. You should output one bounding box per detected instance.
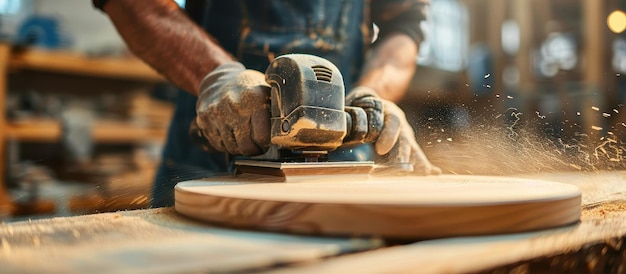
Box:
[357,34,418,103]
[358,0,428,103]
[101,0,234,95]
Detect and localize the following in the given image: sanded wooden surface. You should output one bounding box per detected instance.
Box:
[264,171,626,274]
[175,175,581,238]
[0,172,625,273]
[0,208,381,274]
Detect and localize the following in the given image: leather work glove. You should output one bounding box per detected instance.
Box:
[346,87,442,175]
[194,62,271,156]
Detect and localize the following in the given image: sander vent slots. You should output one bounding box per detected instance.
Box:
[311,65,333,82]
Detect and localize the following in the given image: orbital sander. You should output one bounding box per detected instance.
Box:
[179,54,581,240]
[192,54,385,177]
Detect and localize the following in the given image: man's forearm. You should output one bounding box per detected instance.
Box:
[103,0,234,95]
[357,34,419,103]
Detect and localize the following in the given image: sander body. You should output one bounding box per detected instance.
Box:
[235,54,382,176]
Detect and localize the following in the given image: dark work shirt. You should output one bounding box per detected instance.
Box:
[93,0,429,206]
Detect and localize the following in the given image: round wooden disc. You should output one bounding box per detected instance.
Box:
[174,175,581,239]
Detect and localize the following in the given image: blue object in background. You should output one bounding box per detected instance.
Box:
[15,15,72,49]
[467,43,495,96]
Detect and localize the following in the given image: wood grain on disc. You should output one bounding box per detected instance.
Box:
[174,175,581,239]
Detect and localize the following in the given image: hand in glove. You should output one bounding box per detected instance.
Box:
[194,62,271,156]
[346,87,441,175]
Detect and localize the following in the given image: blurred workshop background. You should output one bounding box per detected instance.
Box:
[0,0,624,220]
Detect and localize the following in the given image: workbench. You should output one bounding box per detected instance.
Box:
[1,171,626,273]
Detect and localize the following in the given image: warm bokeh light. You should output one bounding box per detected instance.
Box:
[608,10,626,33]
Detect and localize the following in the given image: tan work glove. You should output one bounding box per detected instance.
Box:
[195,62,271,156]
[346,87,441,175]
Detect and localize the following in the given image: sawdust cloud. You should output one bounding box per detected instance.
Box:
[419,107,626,176]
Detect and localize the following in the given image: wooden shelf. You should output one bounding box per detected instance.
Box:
[8,48,166,82]
[5,119,167,143]
[0,44,171,217]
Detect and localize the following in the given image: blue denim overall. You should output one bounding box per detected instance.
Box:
[153,0,373,207]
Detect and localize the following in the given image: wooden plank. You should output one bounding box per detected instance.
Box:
[5,119,166,143]
[581,0,606,137]
[486,0,506,96]
[0,208,382,273]
[264,172,626,273]
[0,43,13,218]
[512,0,536,93]
[4,119,61,141]
[175,175,581,239]
[93,120,167,143]
[8,49,166,83]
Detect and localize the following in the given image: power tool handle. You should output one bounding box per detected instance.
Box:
[343,104,383,146]
[343,94,384,146]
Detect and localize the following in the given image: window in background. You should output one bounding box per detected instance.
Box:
[418,0,469,72]
[535,32,577,78]
[613,38,626,73]
[0,0,20,14]
[174,0,186,8]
